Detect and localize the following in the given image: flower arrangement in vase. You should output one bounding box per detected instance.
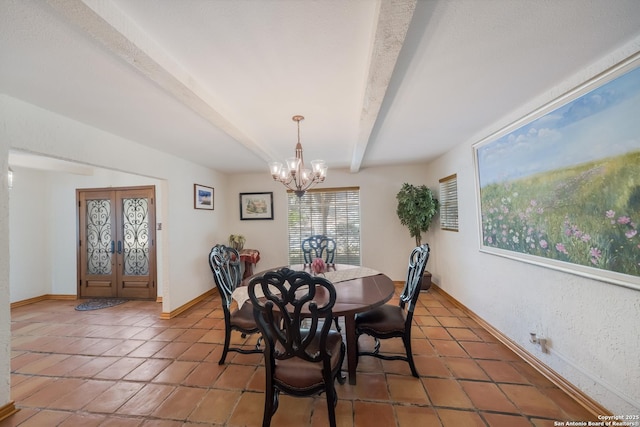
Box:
[228,234,246,251]
[311,258,326,274]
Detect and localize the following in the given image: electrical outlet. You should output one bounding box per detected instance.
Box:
[529,332,548,353]
[539,338,548,353]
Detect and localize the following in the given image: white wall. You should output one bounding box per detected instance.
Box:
[8,167,50,301]
[2,95,229,313]
[12,161,433,305]
[225,164,433,281]
[423,46,640,413]
[8,166,166,301]
[0,105,11,410]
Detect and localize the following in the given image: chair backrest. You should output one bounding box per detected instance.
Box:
[208,244,242,309]
[301,235,336,264]
[399,244,431,318]
[248,268,337,364]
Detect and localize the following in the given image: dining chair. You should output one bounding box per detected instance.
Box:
[248,267,346,427]
[301,234,341,331]
[302,234,336,265]
[208,244,261,365]
[355,244,430,377]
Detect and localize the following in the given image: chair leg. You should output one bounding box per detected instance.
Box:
[262,385,276,427]
[333,316,341,332]
[325,384,338,427]
[336,342,346,384]
[272,389,280,415]
[218,327,232,365]
[403,335,419,377]
[354,332,361,369]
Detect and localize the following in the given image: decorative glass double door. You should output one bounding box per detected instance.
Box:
[77,186,157,300]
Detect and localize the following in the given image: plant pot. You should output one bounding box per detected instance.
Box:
[420,271,432,291]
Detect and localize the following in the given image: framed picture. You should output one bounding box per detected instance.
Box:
[473,53,640,291]
[194,184,214,210]
[240,192,274,220]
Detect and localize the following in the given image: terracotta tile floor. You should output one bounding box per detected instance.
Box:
[3,286,598,426]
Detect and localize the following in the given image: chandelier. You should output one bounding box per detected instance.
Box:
[268,115,327,198]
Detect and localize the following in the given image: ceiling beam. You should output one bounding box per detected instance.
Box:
[45,0,277,162]
[350,0,416,173]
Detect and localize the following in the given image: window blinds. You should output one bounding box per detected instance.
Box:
[287,187,361,265]
[439,174,459,231]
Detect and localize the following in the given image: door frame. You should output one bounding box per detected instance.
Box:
[76,185,158,300]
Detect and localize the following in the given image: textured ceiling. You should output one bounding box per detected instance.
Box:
[2,0,640,175]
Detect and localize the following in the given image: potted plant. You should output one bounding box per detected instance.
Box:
[396,183,439,290]
[228,234,246,251]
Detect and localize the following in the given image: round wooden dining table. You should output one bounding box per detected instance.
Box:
[240,264,395,385]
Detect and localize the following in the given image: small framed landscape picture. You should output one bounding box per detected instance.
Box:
[194,184,214,210]
[240,192,274,220]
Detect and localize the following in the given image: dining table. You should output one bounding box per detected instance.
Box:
[233,263,395,385]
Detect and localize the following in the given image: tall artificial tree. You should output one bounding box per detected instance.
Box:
[396,183,439,246]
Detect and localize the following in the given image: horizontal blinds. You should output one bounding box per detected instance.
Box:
[439,174,459,231]
[288,188,361,265]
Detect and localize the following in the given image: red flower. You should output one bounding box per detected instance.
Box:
[311,258,326,274]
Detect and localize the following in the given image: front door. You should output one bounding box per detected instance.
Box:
[77,186,157,300]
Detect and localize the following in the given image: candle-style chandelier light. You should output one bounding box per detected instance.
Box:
[268,115,327,198]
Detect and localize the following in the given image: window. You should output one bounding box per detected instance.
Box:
[288,187,360,265]
[439,174,458,231]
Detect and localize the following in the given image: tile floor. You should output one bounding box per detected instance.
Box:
[3,285,598,426]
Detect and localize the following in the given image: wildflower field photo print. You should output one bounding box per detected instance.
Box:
[474,55,640,290]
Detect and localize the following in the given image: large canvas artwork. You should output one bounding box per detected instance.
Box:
[474,55,640,290]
